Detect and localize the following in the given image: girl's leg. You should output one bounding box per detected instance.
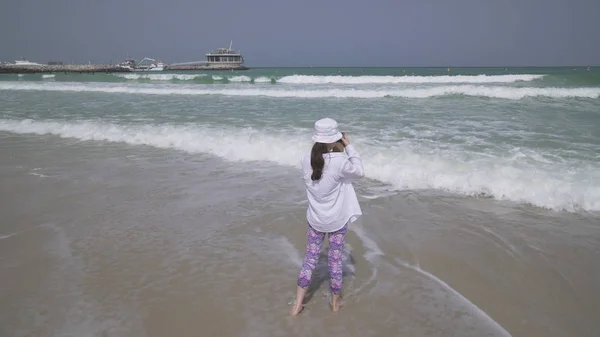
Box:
[327,223,348,312]
[291,223,325,316]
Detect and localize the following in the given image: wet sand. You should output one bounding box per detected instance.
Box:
[1,133,599,337]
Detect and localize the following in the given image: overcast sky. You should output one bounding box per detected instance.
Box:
[1,0,598,66]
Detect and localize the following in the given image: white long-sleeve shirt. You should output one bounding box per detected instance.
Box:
[301,144,365,232]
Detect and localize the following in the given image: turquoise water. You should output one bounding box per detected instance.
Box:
[1,67,599,211]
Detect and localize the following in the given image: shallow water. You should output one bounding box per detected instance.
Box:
[1,133,598,337]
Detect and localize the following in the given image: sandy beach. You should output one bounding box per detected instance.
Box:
[1,132,598,337]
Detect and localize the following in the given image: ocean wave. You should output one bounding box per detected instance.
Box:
[114,73,204,81]
[113,73,263,83]
[0,118,598,212]
[277,74,546,84]
[42,74,55,79]
[254,76,273,83]
[108,73,544,84]
[1,82,599,100]
[228,75,252,82]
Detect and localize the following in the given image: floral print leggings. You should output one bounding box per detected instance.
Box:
[297,223,348,294]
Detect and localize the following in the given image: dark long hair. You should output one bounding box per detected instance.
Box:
[310,142,329,181]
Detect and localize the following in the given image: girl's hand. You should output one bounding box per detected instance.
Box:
[341,133,350,146]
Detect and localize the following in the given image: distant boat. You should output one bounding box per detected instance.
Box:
[116,57,165,72]
[11,60,43,66]
[134,57,165,72]
[116,58,135,71]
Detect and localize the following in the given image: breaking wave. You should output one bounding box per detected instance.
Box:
[0,118,598,212]
[277,74,546,84]
[114,73,205,81]
[1,82,598,100]
[228,75,252,82]
[106,73,546,85]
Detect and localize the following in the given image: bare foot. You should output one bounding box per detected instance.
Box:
[290,304,304,316]
[331,294,342,312]
[291,286,307,316]
[331,302,341,312]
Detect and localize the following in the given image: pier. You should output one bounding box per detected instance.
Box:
[166,42,249,71]
[0,64,131,74]
[1,42,249,73]
[166,63,249,71]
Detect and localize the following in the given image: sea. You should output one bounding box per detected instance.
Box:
[1,67,599,337]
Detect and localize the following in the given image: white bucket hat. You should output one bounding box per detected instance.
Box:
[312,118,343,144]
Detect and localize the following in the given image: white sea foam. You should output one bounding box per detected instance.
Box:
[254,76,273,83]
[395,258,512,337]
[42,74,55,79]
[361,144,600,211]
[228,75,252,82]
[114,73,202,81]
[0,232,18,240]
[1,82,599,100]
[273,237,303,267]
[0,224,44,240]
[277,74,545,84]
[1,119,598,211]
[349,223,384,262]
[102,73,544,85]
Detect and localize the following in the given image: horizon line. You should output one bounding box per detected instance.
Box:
[246,65,597,68]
